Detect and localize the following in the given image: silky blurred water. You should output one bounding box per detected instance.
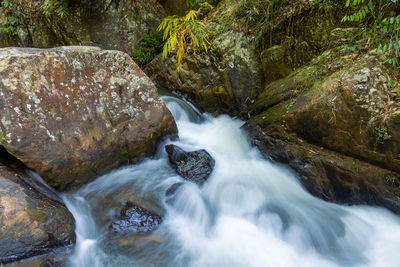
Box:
[64,96,400,267]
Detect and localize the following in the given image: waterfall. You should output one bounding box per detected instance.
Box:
[64,96,400,267]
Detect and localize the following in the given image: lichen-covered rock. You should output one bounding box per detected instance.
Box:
[0,165,75,264]
[245,47,400,213]
[0,46,177,190]
[0,0,165,55]
[165,144,215,185]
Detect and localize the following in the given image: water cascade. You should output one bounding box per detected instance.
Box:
[64,96,400,267]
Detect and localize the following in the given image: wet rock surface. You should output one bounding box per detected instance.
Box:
[6,251,69,267]
[0,46,177,191]
[165,144,215,185]
[245,47,400,213]
[110,202,162,235]
[0,164,75,264]
[246,125,400,214]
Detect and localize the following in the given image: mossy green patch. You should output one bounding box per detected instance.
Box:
[54,207,65,224]
[120,149,129,157]
[26,209,46,221]
[103,101,115,128]
[50,106,57,115]
[0,131,7,147]
[0,120,8,148]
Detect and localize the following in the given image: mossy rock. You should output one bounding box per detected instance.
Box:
[249,47,400,172]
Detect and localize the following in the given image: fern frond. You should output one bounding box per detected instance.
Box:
[157,2,213,70]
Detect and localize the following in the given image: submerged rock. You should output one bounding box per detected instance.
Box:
[165,182,184,197]
[165,144,215,185]
[0,46,177,191]
[0,165,75,264]
[110,202,162,235]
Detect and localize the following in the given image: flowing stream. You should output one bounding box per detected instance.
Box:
[64,96,400,267]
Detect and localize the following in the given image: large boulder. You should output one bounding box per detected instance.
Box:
[245,47,400,213]
[0,165,75,264]
[165,144,215,185]
[0,0,166,55]
[0,46,177,191]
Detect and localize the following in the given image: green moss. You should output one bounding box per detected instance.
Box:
[0,131,7,147]
[132,29,164,67]
[26,209,46,221]
[50,106,57,115]
[256,103,286,126]
[103,101,115,127]
[386,175,400,187]
[149,129,158,140]
[0,120,7,148]
[53,207,66,224]
[196,85,235,113]
[120,149,129,157]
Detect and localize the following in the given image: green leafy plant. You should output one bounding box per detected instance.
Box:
[377,14,400,65]
[342,0,400,66]
[236,0,284,29]
[0,0,23,37]
[342,0,374,23]
[387,79,398,89]
[132,30,164,67]
[376,126,392,143]
[0,0,69,44]
[158,2,213,70]
[40,0,69,19]
[386,175,400,187]
[341,43,358,52]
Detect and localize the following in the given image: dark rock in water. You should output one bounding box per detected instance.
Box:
[165,182,183,197]
[110,202,162,235]
[165,144,215,185]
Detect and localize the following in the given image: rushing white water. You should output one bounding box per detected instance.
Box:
[64,96,400,267]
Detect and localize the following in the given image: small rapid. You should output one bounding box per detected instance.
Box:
[64,96,400,267]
